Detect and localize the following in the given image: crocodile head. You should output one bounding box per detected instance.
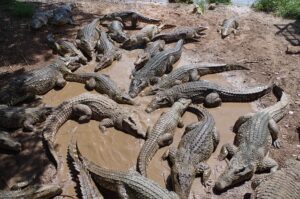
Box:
[116,112,145,138]
[171,162,195,199]
[76,39,93,59]
[129,78,147,98]
[95,55,113,72]
[0,131,21,153]
[134,53,150,67]
[145,92,172,113]
[115,93,136,105]
[31,184,62,198]
[215,153,255,191]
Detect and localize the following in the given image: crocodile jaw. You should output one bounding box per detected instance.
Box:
[34,185,62,198]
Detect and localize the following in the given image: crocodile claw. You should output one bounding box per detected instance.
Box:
[272,139,282,149]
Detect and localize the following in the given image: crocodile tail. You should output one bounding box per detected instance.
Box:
[137,141,159,177]
[186,104,207,121]
[137,13,161,23]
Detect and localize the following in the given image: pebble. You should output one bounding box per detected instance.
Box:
[297,145,300,149]
[289,111,294,115]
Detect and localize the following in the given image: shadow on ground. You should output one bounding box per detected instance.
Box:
[274,19,300,46]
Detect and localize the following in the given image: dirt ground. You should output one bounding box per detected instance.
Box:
[0,1,299,199]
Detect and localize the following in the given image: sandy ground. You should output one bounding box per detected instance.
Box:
[0,1,299,199]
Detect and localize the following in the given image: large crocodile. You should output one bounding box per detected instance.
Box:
[108,20,128,43]
[0,105,53,131]
[0,184,62,199]
[68,138,104,199]
[129,39,184,98]
[137,98,191,176]
[76,18,100,60]
[100,11,161,28]
[143,63,249,95]
[162,105,219,199]
[49,3,75,26]
[64,72,135,105]
[146,80,273,113]
[75,142,179,199]
[133,40,166,74]
[0,131,21,153]
[152,26,208,43]
[42,93,144,168]
[215,86,289,191]
[95,31,122,71]
[218,17,239,39]
[251,159,300,199]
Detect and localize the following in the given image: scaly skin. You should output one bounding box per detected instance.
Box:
[0,131,21,153]
[75,143,179,199]
[0,105,53,131]
[133,40,165,74]
[100,11,161,28]
[0,184,62,199]
[108,20,128,43]
[251,159,300,199]
[215,86,289,191]
[163,105,219,199]
[64,72,135,105]
[31,10,53,30]
[137,98,191,176]
[144,63,249,95]
[68,138,104,199]
[42,93,145,168]
[146,80,274,113]
[76,18,100,60]
[152,26,207,43]
[95,31,122,71]
[129,39,184,98]
[49,4,75,25]
[219,17,239,39]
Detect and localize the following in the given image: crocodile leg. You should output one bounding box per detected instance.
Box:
[149,77,161,85]
[99,118,113,132]
[23,117,36,132]
[218,143,237,161]
[185,122,199,132]
[189,69,200,81]
[257,156,279,173]
[204,92,222,108]
[195,162,212,186]
[233,113,254,133]
[157,133,173,147]
[85,78,96,90]
[177,118,184,128]
[162,146,177,165]
[117,184,129,199]
[268,118,281,148]
[72,104,92,123]
[56,74,67,88]
[212,127,220,152]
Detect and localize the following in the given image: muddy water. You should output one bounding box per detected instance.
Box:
[40,45,253,198]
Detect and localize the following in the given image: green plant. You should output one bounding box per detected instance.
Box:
[11,1,35,17]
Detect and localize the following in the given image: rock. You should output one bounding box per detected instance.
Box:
[208,3,216,10]
[289,111,294,115]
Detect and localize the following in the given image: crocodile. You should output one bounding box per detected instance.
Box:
[76,18,100,60]
[108,20,128,43]
[146,80,273,113]
[46,33,88,67]
[64,72,135,105]
[49,3,75,26]
[152,26,208,43]
[143,63,249,96]
[0,184,62,199]
[0,105,53,132]
[162,105,219,199]
[0,131,21,153]
[100,11,161,28]
[121,24,162,50]
[137,98,191,177]
[95,31,122,71]
[42,93,145,168]
[31,10,53,30]
[215,86,289,191]
[75,142,179,199]
[133,40,166,75]
[68,138,104,199]
[218,17,239,39]
[251,159,300,199]
[0,58,72,106]
[129,39,184,98]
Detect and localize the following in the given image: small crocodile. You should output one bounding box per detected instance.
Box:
[42,93,145,168]
[0,184,62,199]
[68,138,104,199]
[162,105,219,199]
[218,17,239,39]
[137,98,191,176]
[49,3,75,26]
[0,131,21,153]
[76,18,100,60]
[64,72,135,105]
[100,11,161,28]
[95,31,122,71]
[129,39,184,98]
[75,143,180,199]
[0,105,53,132]
[152,26,208,43]
[146,80,273,113]
[46,33,88,67]
[31,10,53,30]
[133,40,166,74]
[108,20,128,43]
[121,24,162,49]
[143,63,249,96]
[251,159,300,199]
[215,86,289,191]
